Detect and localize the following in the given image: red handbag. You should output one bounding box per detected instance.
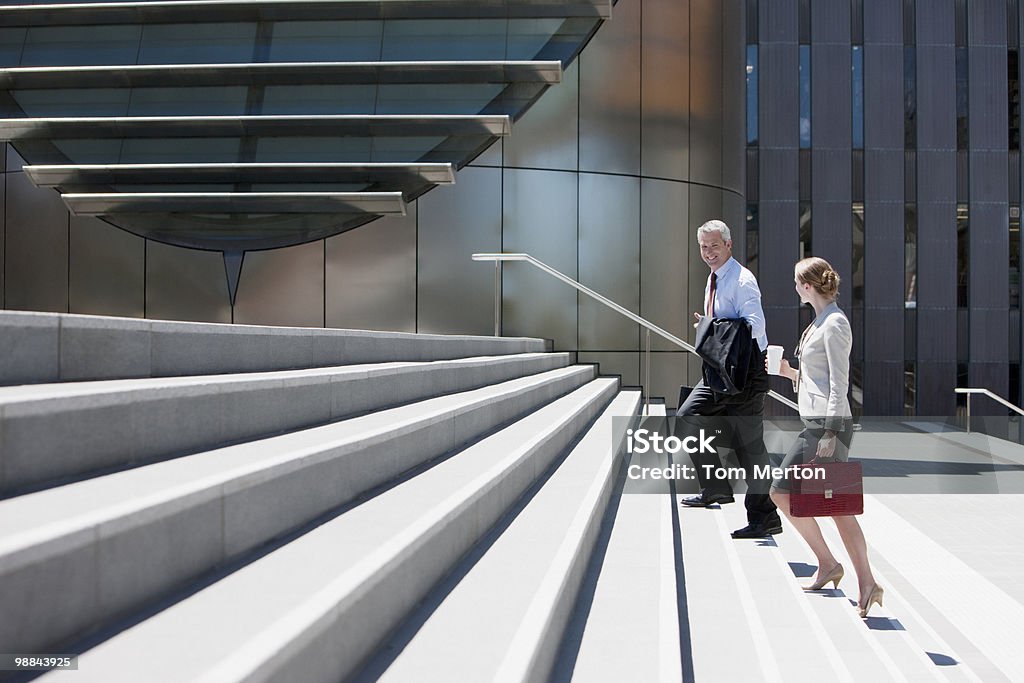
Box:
[789,460,863,517]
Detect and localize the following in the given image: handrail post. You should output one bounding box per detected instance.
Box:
[644,328,651,415]
[966,392,971,434]
[493,259,501,337]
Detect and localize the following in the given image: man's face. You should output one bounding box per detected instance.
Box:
[698,230,732,271]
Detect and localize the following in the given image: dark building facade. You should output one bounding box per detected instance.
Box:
[748,0,1020,416]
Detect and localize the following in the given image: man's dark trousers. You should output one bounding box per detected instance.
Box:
[675,350,779,526]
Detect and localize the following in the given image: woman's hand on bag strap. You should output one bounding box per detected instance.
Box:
[813,430,838,461]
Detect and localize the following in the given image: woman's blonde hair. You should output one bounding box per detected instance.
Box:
[795,257,840,299]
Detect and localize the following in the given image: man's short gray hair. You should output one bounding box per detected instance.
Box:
[696,219,731,242]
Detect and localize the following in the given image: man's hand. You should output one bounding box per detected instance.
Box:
[693,311,702,329]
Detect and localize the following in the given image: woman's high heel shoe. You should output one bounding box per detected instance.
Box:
[803,563,844,591]
[858,584,884,618]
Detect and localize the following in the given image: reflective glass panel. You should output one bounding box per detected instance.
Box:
[799,45,810,149]
[1011,206,1020,309]
[138,23,257,64]
[799,201,812,259]
[956,47,968,150]
[852,46,863,149]
[957,204,969,308]
[905,203,916,307]
[10,88,130,117]
[260,85,378,115]
[746,45,758,145]
[904,46,916,147]
[267,21,383,62]
[15,26,141,66]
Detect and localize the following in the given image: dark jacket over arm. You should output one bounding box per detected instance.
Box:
[694,316,757,395]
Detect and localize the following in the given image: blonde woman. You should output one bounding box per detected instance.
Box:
[770,257,883,618]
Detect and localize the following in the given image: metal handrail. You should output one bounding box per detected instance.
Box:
[955,387,1024,434]
[472,252,800,413]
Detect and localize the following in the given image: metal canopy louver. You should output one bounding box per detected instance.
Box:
[0,0,611,25]
[23,161,457,187]
[0,0,610,297]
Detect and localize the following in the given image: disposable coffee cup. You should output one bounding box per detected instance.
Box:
[766,345,783,375]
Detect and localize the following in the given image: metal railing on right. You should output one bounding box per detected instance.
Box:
[472,252,799,414]
[955,387,1024,434]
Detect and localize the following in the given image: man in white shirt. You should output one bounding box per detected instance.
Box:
[676,219,782,539]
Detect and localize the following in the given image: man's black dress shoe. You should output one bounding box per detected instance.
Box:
[680,490,735,507]
[730,522,783,538]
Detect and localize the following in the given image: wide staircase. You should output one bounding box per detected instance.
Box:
[2,311,1020,682]
[0,310,641,681]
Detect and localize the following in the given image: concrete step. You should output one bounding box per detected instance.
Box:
[696,497,967,683]
[556,405,688,683]
[37,377,622,682]
[0,310,546,386]
[805,506,981,683]
[360,390,641,683]
[852,494,1015,681]
[0,365,595,657]
[0,351,571,495]
[772,533,945,683]
[712,500,933,683]
[674,494,776,681]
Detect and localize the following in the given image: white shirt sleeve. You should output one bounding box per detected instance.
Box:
[735,275,767,348]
